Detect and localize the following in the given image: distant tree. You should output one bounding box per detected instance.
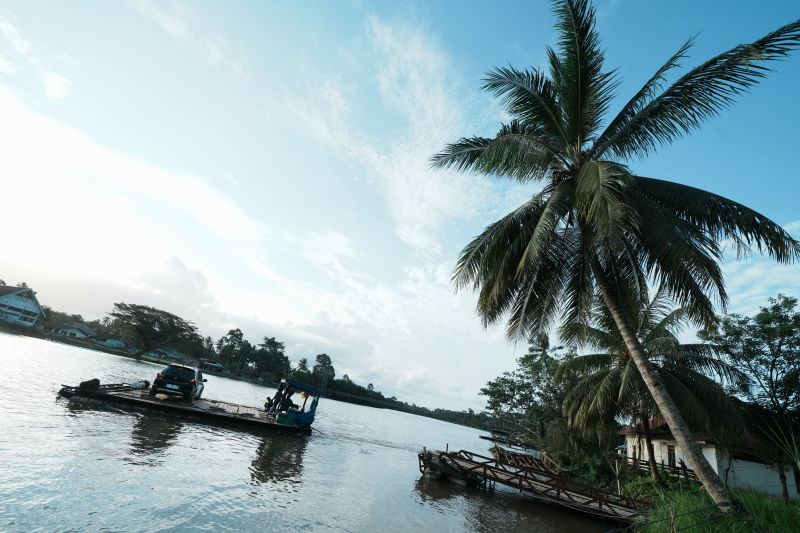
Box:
[0,279,5,286]
[254,336,290,380]
[481,333,565,443]
[41,306,85,326]
[216,328,245,370]
[342,374,351,382]
[201,336,217,360]
[702,294,800,416]
[16,281,28,288]
[367,383,374,392]
[109,303,200,359]
[312,353,335,388]
[289,358,312,384]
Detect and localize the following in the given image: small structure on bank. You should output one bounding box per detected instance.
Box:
[45,322,98,339]
[0,285,46,328]
[619,420,799,501]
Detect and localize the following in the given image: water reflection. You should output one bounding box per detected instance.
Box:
[128,414,184,461]
[414,478,609,533]
[249,436,307,486]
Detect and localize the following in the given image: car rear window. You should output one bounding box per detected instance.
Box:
[162,365,195,379]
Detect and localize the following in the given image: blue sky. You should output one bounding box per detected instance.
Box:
[1,0,799,410]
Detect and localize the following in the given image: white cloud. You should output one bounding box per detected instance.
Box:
[41,71,70,99]
[0,15,31,55]
[0,14,70,100]
[0,51,15,76]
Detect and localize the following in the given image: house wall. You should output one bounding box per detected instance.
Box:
[625,435,717,473]
[724,458,799,501]
[0,292,42,328]
[625,434,799,500]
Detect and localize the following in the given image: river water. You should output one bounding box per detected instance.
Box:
[0,332,608,532]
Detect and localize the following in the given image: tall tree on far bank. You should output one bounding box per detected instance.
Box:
[109,303,200,359]
[433,0,800,506]
[312,353,335,388]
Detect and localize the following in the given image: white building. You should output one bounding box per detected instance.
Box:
[620,421,799,501]
[0,286,45,328]
[47,322,98,339]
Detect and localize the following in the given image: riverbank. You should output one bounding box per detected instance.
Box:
[636,485,800,532]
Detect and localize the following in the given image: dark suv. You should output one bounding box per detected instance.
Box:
[150,365,206,401]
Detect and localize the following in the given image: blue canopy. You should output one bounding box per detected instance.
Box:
[285,379,323,398]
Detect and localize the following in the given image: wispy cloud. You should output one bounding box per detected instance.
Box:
[288,16,494,255]
[128,0,250,80]
[0,14,71,99]
[719,220,800,316]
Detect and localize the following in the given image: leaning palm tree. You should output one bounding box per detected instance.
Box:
[555,288,745,482]
[432,0,800,506]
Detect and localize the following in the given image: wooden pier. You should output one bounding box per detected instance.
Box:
[418,449,648,523]
[59,384,312,436]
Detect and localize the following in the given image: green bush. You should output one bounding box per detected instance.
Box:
[637,486,800,532]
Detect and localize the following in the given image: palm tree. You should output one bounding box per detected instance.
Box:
[555,288,744,483]
[432,0,800,506]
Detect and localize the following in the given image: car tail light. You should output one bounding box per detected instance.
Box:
[157,372,161,378]
[190,379,197,384]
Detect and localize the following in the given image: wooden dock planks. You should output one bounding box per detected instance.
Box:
[419,449,647,523]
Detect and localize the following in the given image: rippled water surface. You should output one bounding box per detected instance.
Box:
[0,332,608,532]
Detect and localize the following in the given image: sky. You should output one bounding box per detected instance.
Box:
[1,1,799,411]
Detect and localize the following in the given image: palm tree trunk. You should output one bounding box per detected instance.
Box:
[592,259,730,509]
[641,416,664,485]
[778,465,789,505]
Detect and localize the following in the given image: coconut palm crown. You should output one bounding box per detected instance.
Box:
[433,0,800,507]
[556,288,744,439]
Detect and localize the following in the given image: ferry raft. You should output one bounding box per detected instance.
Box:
[58,379,321,436]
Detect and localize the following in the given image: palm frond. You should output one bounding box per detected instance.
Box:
[452,190,549,291]
[430,121,564,181]
[594,19,800,159]
[551,0,617,146]
[591,37,694,158]
[634,176,800,263]
[505,230,571,339]
[481,66,568,149]
[574,161,634,239]
[555,352,614,382]
[628,189,725,328]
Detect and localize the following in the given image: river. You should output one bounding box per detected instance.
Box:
[0,331,609,532]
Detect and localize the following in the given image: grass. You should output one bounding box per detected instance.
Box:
[635,485,800,532]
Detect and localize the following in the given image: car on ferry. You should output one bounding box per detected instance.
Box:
[149,364,206,401]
